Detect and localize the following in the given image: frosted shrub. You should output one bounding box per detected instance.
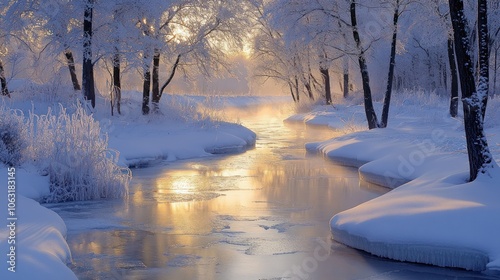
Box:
[195,95,226,126]
[0,107,27,166]
[391,89,443,108]
[26,105,130,203]
[13,74,76,104]
[339,114,365,134]
[294,98,323,114]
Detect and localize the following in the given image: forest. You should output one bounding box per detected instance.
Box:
[0,1,498,106]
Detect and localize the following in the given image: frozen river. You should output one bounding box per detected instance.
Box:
[49,104,496,279]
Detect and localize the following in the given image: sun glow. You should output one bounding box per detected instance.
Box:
[169,24,191,43]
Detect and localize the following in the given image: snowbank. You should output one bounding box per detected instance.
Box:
[331,168,500,271]
[99,92,258,167]
[108,117,256,167]
[0,167,76,280]
[291,93,500,272]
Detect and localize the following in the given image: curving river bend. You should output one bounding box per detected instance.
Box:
[49,103,494,280]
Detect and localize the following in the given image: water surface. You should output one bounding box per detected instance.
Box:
[50,104,496,279]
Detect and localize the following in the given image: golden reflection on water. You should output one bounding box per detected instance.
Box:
[66,104,385,279]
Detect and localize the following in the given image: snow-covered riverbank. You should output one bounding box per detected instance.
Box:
[287,93,500,273]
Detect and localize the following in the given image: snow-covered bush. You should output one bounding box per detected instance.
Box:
[159,95,227,126]
[0,106,27,166]
[26,104,130,202]
[195,95,227,126]
[9,75,77,105]
[293,97,326,114]
[391,89,443,108]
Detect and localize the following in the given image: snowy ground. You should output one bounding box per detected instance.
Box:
[0,87,281,279]
[287,92,500,274]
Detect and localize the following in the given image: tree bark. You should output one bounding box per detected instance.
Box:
[151,50,160,113]
[112,50,121,115]
[478,0,489,118]
[447,38,459,117]
[494,46,498,96]
[142,55,151,115]
[449,0,493,181]
[0,60,10,98]
[82,0,95,108]
[350,1,378,129]
[380,0,399,128]
[304,81,314,100]
[320,67,332,104]
[65,50,81,91]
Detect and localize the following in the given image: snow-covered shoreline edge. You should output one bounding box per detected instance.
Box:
[114,123,257,168]
[288,100,500,273]
[330,226,490,271]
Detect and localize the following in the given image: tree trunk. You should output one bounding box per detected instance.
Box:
[494,46,498,96]
[449,0,493,181]
[350,1,378,129]
[320,67,332,104]
[0,60,10,98]
[294,76,299,102]
[159,54,181,99]
[142,54,151,115]
[478,0,489,118]
[288,82,297,102]
[343,56,349,98]
[447,38,459,117]
[304,81,314,100]
[82,0,95,108]
[380,0,399,128]
[151,50,160,113]
[65,50,81,91]
[427,54,434,91]
[113,50,121,115]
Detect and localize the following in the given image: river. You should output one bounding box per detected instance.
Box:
[49,103,495,280]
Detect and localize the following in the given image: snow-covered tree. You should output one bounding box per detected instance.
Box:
[255,0,353,103]
[123,0,249,114]
[449,0,494,181]
[82,0,95,107]
[251,0,300,102]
